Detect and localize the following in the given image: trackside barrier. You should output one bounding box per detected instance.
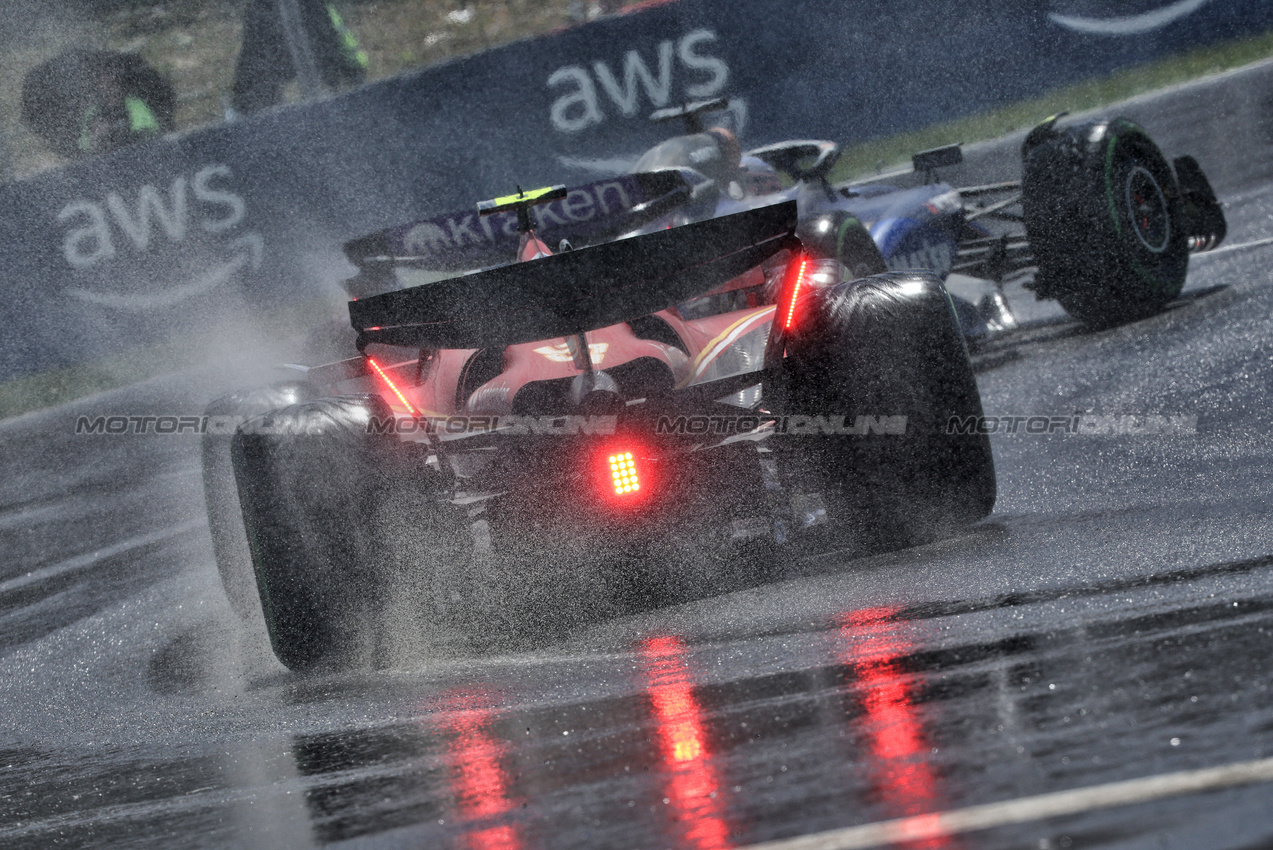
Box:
[2,0,1270,380]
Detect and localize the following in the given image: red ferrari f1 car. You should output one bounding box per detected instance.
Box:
[202,181,996,671]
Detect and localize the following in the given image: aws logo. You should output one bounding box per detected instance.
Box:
[1049,0,1213,35]
[547,29,730,133]
[57,164,262,310]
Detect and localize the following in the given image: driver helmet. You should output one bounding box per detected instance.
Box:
[704,126,742,175]
[737,155,783,197]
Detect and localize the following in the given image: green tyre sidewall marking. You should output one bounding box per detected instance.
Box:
[836,216,860,269]
[836,216,860,255]
[1102,126,1182,297]
[941,286,974,358]
[835,215,887,278]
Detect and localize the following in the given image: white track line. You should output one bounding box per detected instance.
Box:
[0,518,205,596]
[741,757,1273,850]
[1191,235,1273,259]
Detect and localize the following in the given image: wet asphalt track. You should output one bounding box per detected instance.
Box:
[3,86,1273,849]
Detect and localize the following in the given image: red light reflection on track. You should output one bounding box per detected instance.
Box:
[640,636,732,850]
[838,607,951,849]
[438,690,523,850]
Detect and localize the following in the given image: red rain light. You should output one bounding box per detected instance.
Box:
[781,256,810,331]
[367,356,418,416]
[608,451,641,496]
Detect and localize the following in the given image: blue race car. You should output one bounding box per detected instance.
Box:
[622,98,1228,334]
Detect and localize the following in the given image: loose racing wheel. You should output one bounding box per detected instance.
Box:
[1022,117,1189,328]
[770,271,995,550]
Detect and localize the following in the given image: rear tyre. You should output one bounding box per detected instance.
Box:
[835,216,889,281]
[798,212,888,280]
[231,395,460,671]
[201,382,318,628]
[774,271,995,549]
[1022,117,1188,328]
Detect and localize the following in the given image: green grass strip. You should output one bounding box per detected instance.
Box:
[0,299,338,421]
[0,343,196,421]
[831,30,1273,182]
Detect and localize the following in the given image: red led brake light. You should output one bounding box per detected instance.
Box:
[608,451,641,496]
[367,356,418,416]
[781,256,809,331]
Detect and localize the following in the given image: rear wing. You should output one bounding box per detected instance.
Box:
[349,201,798,350]
[343,169,709,273]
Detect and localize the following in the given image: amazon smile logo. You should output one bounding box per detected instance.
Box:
[57,164,263,311]
[1049,0,1214,35]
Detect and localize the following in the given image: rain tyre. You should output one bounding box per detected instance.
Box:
[774,271,996,549]
[201,382,319,628]
[1022,117,1188,328]
[231,395,458,671]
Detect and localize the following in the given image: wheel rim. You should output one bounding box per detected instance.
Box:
[1124,164,1171,253]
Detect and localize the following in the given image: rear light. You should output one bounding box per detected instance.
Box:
[779,255,810,331]
[608,451,641,495]
[367,356,418,416]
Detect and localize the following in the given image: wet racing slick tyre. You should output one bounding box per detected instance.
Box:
[773,271,996,551]
[1021,117,1189,328]
[231,395,465,672]
[201,381,318,629]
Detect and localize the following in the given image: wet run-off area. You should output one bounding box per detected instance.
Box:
[3,89,1273,848]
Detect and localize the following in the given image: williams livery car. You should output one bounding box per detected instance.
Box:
[602,98,1229,332]
[203,185,995,671]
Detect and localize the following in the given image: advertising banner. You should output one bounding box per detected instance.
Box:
[2,0,1270,379]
